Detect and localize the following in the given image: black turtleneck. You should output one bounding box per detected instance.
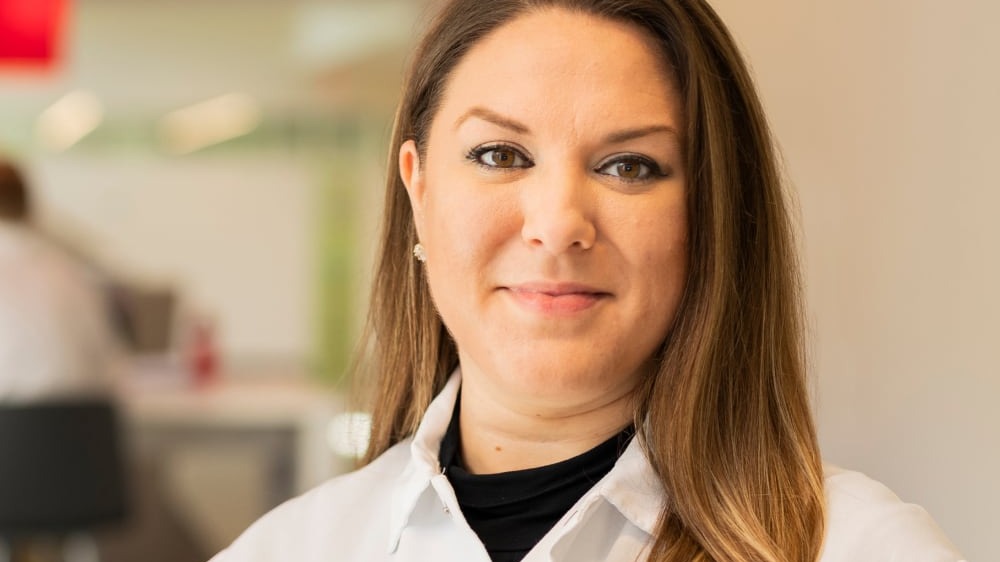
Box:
[438,396,634,562]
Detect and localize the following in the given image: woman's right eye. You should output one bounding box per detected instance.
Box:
[467,145,533,169]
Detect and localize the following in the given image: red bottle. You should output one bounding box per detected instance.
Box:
[188,318,218,387]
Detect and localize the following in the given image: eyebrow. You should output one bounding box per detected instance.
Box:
[454,106,679,143]
[602,124,679,144]
[454,106,531,134]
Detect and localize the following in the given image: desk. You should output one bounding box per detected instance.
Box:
[121,367,352,554]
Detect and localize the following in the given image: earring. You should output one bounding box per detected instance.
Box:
[413,243,427,263]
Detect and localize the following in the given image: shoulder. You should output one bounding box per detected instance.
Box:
[820,465,965,561]
[211,440,413,562]
[0,226,43,271]
[0,227,92,290]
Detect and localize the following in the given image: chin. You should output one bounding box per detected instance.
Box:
[502,354,635,399]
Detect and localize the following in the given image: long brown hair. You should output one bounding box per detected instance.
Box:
[357,1,825,560]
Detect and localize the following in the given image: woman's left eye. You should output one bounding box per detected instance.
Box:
[595,156,665,182]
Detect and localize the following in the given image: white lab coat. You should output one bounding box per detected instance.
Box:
[0,223,117,401]
[211,373,965,562]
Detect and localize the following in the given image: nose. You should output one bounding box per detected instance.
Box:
[520,168,596,254]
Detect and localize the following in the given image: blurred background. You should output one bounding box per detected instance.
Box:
[1,0,428,560]
[0,0,995,561]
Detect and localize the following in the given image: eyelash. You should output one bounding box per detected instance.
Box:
[465,143,533,171]
[595,154,670,184]
[465,143,671,184]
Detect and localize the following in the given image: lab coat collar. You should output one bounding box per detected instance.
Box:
[386,370,665,552]
[595,436,664,536]
[387,372,462,552]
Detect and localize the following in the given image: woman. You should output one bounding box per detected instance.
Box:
[212,1,964,560]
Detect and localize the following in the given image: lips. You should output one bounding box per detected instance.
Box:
[504,282,611,314]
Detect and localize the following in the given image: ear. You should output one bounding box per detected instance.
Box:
[399,139,426,237]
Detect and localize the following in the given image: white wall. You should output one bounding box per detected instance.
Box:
[711,1,998,559]
[29,152,319,363]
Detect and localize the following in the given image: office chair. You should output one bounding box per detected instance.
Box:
[0,400,128,562]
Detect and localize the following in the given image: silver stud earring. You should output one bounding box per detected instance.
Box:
[413,243,427,263]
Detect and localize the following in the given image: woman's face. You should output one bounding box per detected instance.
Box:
[400,8,687,414]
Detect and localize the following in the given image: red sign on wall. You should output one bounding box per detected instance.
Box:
[0,0,67,68]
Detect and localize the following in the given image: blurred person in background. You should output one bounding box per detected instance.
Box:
[0,157,119,401]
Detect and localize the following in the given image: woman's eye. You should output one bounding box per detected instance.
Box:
[467,145,532,169]
[596,156,664,182]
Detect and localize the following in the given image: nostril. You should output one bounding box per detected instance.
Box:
[519,185,597,253]
[520,217,596,254]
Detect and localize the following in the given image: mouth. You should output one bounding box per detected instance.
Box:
[503,282,611,314]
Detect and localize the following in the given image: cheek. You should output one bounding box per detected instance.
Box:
[420,177,519,289]
[629,201,688,308]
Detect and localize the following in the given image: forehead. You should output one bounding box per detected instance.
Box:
[433,8,680,137]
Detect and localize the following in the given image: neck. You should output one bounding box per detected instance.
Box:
[457,369,636,475]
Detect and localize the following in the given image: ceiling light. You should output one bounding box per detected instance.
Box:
[35,90,104,152]
[158,93,262,155]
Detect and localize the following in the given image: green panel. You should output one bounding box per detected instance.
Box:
[314,129,362,388]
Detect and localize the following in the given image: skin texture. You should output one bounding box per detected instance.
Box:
[400,8,687,474]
